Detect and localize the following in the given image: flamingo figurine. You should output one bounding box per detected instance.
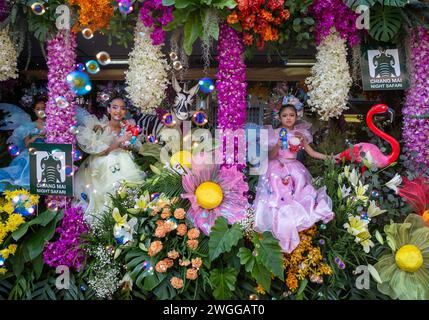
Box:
[338,104,400,169]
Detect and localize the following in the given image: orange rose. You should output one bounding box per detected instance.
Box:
[227,12,239,24]
[163,258,174,268]
[187,239,199,250]
[155,260,168,273]
[179,259,191,267]
[191,257,203,269]
[155,226,166,238]
[170,277,184,289]
[186,268,198,280]
[161,208,171,219]
[148,240,163,257]
[177,224,187,236]
[156,220,164,227]
[187,228,200,240]
[173,208,186,220]
[168,250,180,260]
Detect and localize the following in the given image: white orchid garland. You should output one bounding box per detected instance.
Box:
[305,29,352,121]
[125,20,169,114]
[0,27,18,81]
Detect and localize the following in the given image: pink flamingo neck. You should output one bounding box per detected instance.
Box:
[366,104,400,164]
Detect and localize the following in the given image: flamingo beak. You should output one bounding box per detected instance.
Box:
[387,108,395,123]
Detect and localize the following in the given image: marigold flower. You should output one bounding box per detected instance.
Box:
[186,268,198,280]
[191,257,202,269]
[187,239,199,250]
[170,276,184,289]
[167,250,180,260]
[260,10,274,22]
[177,224,187,236]
[187,228,200,240]
[227,12,239,24]
[148,240,163,257]
[173,208,186,220]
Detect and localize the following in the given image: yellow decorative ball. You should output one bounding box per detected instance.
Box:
[422,210,429,225]
[195,181,223,210]
[395,244,423,272]
[170,150,192,169]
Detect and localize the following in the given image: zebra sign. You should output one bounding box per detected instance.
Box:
[361,44,409,91]
[29,143,73,196]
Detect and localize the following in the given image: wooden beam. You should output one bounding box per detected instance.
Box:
[22,67,312,82]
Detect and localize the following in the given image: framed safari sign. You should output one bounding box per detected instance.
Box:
[29,143,74,196]
[361,43,410,91]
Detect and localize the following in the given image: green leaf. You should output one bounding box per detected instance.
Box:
[210,267,238,299]
[303,17,314,25]
[252,232,284,280]
[201,9,220,41]
[369,5,403,42]
[208,217,243,262]
[237,247,255,273]
[32,254,44,280]
[251,262,271,292]
[183,12,203,55]
[12,210,56,241]
[175,0,196,8]
[382,0,407,7]
[162,0,175,5]
[212,0,237,9]
[143,272,167,291]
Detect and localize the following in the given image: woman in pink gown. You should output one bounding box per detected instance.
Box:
[253,104,335,253]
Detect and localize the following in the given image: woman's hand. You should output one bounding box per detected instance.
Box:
[118,132,133,148]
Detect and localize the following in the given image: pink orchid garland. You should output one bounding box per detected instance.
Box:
[309,0,360,46]
[45,30,77,209]
[215,23,247,168]
[139,0,173,45]
[403,27,429,170]
[43,206,89,271]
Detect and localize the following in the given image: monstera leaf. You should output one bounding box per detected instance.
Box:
[210,267,238,299]
[369,5,403,42]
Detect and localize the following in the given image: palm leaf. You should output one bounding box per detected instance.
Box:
[369,5,403,42]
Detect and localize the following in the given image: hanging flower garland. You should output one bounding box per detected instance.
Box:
[43,206,89,270]
[305,30,352,121]
[403,27,429,170]
[45,30,77,210]
[215,23,247,168]
[139,0,173,45]
[0,27,18,82]
[309,0,360,47]
[216,23,247,130]
[125,20,169,114]
[45,30,77,145]
[0,0,9,22]
[227,0,291,50]
[68,0,114,33]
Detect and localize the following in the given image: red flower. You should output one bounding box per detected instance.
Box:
[243,32,254,46]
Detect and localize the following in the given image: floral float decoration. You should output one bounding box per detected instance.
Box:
[338,104,400,169]
[0,27,18,82]
[68,0,114,33]
[226,0,291,50]
[125,19,169,114]
[374,214,429,300]
[181,153,248,235]
[139,0,173,45]
[397,176,429,225]
[305,29,352,121]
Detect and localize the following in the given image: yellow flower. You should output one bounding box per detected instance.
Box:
[343,215,369,236]
[5,214,25,233]
[0,268,7,275]
[2,202,14,215]
[354,181,369,203]
[112,208,128,228]
[255,284,266,295]
[8,244,17,255]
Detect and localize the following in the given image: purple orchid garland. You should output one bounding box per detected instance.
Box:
[0,0,9,22]
[309,0,360,46]
[43,206,89,270]
[139,0,173,45]
[45,30,77,210]
[403,27,429,170]
[215,23,247,168]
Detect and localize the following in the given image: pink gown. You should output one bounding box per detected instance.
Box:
[253,123,334,253]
